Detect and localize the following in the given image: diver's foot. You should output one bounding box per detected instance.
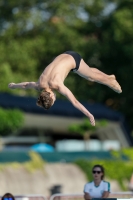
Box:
[109,75,122,93]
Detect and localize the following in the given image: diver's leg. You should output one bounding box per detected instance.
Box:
[75,59,122,93]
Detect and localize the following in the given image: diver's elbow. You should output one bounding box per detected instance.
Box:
[72,99,78,107]
[24,82,29,89]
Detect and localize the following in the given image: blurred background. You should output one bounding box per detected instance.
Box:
[0,0,133,199]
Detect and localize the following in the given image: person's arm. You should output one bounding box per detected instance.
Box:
[84,192,92,200]
[58,84,95,126]
[101,191,110,198]
[8,82,39,90]
[102,181,111,198]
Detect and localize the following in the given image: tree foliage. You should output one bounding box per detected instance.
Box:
[0,107,24,135]
[68,118,107,135]
[75,148,133,190]
[0,0,133,128]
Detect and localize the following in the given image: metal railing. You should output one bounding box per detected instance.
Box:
[109,191,133,198]
[1,192,133,200]
[49,192,133,200]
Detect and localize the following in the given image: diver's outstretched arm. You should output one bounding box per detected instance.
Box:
[8,82,39,90]
[58,83,95,126]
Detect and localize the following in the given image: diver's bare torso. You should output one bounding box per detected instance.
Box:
[37,54,76,90]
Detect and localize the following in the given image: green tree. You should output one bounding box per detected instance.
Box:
[0,0,87,96]
[0,107,24,136]
[75,148,133,190]
[99,0,133,127]
[68,118,108,150]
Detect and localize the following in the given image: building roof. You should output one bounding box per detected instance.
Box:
[0,93,132,145]
[0,93,123,119]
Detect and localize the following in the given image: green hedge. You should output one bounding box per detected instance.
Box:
[0,107,24,135]
[75,148,133,190]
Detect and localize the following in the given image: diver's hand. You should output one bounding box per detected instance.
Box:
[88,114,95,126]
[8,83,15,89]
